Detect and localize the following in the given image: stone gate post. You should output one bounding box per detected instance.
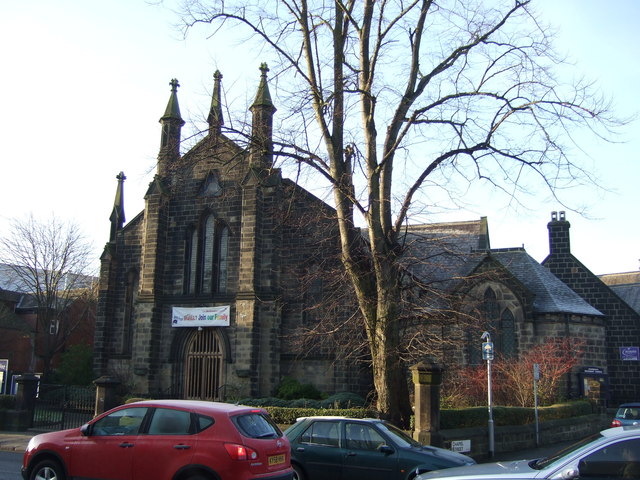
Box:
[411,360,443,447]
[15,373,40,429]
[94,376,121,416]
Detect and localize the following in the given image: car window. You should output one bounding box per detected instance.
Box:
[299,421,340,447]
[345,423,386,451]
[196,413,215,432]
[377,421,421,448]
[533,433,602,470]
[618,408,640,420]
[233,412,282,439]
[92,407,148,436]
[148,408,193,435]
[578,438,640,478]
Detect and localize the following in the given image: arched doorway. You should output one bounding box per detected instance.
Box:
[184,328,225,400]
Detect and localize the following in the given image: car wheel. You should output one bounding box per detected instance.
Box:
[30,459,66,480]
[292,464,306,480]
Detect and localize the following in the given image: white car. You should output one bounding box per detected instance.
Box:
[417,426,640,480]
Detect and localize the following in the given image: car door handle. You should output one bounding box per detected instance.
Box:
[119,442,134,448]
[346,451,357,456]
[296,447,305,452]
[174,444,191,450]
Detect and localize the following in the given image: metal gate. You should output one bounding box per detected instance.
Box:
[33,384,94,431]
[184,329,224,400]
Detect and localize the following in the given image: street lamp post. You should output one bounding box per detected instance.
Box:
[481,331,495,458]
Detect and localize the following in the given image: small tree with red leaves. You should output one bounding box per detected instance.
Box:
[443,338,584,408]
[495,338,584,407]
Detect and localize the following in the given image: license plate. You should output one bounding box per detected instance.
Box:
[268,454,285,466]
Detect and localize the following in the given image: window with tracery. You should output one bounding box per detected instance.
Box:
[184,215,229,295]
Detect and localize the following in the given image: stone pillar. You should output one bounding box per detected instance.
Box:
[94,376,121,416]
[15,374,40,427]
[411,361,443,447]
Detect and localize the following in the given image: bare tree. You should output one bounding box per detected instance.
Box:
[0,214,96,378]
[175,0,621,425]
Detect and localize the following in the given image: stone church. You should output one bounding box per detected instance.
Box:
[95,66,640,405]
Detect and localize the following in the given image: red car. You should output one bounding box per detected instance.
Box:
[22,399,293,480]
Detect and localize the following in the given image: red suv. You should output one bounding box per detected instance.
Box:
[22,399,293,480]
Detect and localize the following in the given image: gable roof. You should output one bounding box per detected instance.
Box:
[400,219,602,317]
[489,249,604,316]
[401,219,489,289]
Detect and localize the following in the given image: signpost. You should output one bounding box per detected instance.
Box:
[533,363,540,446]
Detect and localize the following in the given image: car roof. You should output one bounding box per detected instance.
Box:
[601,425,640,438]
[618,403,640,408]
[126,399,265,415]
[296,416,381,422]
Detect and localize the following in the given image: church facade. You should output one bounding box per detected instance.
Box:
[94,67,363,400]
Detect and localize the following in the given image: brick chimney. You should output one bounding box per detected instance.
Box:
[547,211,571,255]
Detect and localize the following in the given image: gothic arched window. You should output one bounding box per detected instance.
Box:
[184,215,230,295]
[200,215,216,293]
[122,269,138,355]
[501,308,516,357]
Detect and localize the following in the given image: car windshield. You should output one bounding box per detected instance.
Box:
[377,421,422,448]
[532,433,603,470]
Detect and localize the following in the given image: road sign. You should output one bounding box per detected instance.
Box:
[482,341,494,361]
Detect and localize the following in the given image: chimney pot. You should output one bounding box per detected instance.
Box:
[559,211,566,221]
[551,211,557,221]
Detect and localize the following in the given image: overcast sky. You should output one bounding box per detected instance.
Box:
[0,0,637,275]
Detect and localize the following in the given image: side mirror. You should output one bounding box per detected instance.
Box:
[560,468,579,480]
[80,423,92,436]
[378,444,395,455]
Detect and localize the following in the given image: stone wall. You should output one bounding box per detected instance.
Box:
[440,413,611,460]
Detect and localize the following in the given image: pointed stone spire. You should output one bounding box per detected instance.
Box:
[158,78,185,175]
[109,171,126,242]
[250,63,276,168]
[251,63,276,111]
[162,78,183,122]
[208,70,224,136]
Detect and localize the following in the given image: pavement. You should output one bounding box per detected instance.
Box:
[0,431,33,453]
[0,430,574,461]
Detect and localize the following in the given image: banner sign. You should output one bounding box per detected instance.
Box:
[172,306,230,328]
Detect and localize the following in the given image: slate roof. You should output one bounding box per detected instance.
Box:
[489,249,604,316]
[598,272,640,315]
[401,219,488,290]
[400,219,603,317]
[608,283,640,315]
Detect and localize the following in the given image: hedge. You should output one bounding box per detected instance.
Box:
[440,400,594,429]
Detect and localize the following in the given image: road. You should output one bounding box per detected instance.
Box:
[0,451,22,480]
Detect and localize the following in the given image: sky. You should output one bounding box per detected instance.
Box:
[0,0,638,275]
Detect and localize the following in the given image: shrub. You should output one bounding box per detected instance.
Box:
[239,397,289,407]
[442,338,585,408]
[321,392,367,408]
[54,343,94,386]
[264,406,379,425]
[0,395,16,410]
[276,377,323,400]
[440,400,593,429]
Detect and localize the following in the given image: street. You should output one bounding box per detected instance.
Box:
[0,451,22,480]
